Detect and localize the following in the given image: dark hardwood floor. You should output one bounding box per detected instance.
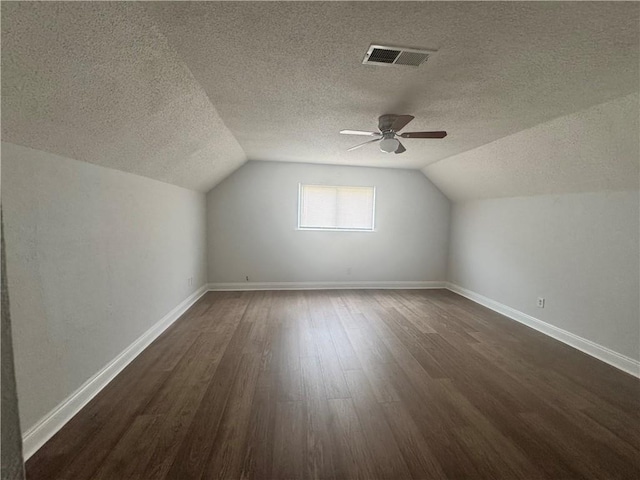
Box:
[26,289,640,479]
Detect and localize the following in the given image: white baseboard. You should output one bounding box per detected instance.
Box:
[446,283,640,378]
[208,280,446,291]
[21,285,208,460]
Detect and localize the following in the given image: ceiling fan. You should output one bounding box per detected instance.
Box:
[340,114,447,154]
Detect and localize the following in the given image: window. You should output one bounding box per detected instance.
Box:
[298,184,376,231]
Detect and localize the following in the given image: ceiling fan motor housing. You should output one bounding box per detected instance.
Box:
[378,114,398,132]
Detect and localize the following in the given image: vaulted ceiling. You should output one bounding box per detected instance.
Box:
[2,2,638,196]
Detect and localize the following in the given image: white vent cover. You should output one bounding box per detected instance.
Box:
[362,44,436,67]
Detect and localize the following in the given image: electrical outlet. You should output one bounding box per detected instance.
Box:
[245,276,249,282]
[537,297,545,308]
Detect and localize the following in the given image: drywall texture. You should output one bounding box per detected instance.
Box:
[207,161,450,284]
[448,191,640,361]
[3,2,638,190]
[149,1,639,170]
[1,212,26,480]
[2,142,207,433]
[424,93,640,201]
[1,2,246,192]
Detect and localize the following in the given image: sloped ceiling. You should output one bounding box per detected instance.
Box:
[424,93,640,202]
[2,2,639,196]
[1,2,245,192]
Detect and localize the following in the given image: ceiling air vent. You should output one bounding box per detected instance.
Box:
[362,44,436,67]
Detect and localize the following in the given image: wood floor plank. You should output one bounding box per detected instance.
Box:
[26,289,640,480]
[164,304,253,479]
[276,324,304,402]
[316,329,351,399]
[162,348,243,480]
[272,401,305,480]
[323,315,361,371]
[239,365,278,480]
[201,353,263,479]
[93,414,161,480]
[135,296,247,479]
[519,412,639,479]
[437,380,544,479]
[301,356,340,479]
[45,368,170,480]
[326,398,377,480]
[381,400,448,480]
[343,369,413,479]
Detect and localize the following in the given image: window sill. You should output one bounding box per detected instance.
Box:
[297,227,376,233]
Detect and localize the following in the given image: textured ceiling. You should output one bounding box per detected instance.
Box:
[2,2,639,196]
[424,93,640,202]
[1,2,245,192]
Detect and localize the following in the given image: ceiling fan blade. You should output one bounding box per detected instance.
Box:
[391,115,415,132]
[399,131,447,139]
[394,141,406,154]
[340,130,381,136]
[347,138,381,151]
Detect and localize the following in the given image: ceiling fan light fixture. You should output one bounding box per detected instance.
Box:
[379,137,400,153]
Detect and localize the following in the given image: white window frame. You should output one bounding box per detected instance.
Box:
[297,183,376,232]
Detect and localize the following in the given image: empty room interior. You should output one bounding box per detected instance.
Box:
[1,2,639,479]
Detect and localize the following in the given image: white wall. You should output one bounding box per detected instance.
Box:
[207,161,450,284]
[448,190,640,361]
[2,142,207,433]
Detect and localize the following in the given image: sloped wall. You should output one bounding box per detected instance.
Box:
[443,93,640,364]
[1,210,25,479]
[2,142,207,434]
[448,191,639,362]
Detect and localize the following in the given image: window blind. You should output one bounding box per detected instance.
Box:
[298,184,375,231]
